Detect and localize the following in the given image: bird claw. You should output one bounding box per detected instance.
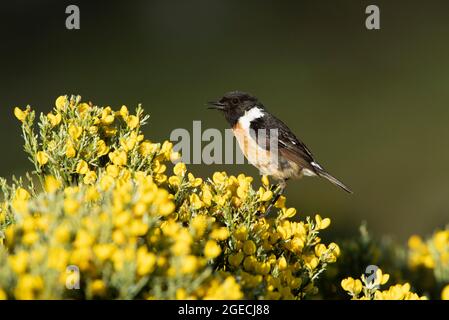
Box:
[257,182,286,218]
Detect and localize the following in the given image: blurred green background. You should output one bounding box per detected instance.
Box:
[1,0,448,241]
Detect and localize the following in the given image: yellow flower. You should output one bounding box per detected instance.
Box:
[189,194,203,210]
[64,198,80,215]
[139,141,157,156]
[118,105,129,118]
[55,95,67,109]
[0,289,7,300]
[101,111,115,125]
[36,151,49,166]
[137,247,157,276]
[187,173,202,187]
[204,277,243,300]
[210,227,229,241]
[212,172,226,185]
[44,175,61,193]
[234,225,248,241]
[109,150,127,166]
[261,175,270,187]
[78,102,90,114]
[180,255,198,274]
[260,190,273,202]
[106,164,120,178]
[442,284,449,300]
[408,235,424,250]
[275,195,286,208]
[76,159,89,175]
[243,240,257,255]
[14,187,31,201]
[228,252,244,267]
[68,124,83,140]
[100,175,115,190]
[127,115,139,129]
[65,140,76,158]
[47,112,61,127]
[433,230,449,252]
[173,162,187,176]
[8,251,28,274]
[341,277,363,295]
[168,176,181,187]
[53,224,71,243]
[191,215,208,237]
[14,107,29,122]
[372,269,390,286]
[201,187,213,207]
[277,256,287,270]
[315,214,331,230]
[90,280,106,296]
[282,208,297,219]
[97,140,109,156]
[204,240,221,259]
[83,171,97,184]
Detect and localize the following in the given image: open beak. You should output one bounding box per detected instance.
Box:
[207,101,226,110]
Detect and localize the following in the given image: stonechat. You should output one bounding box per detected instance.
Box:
[208,91,352,194]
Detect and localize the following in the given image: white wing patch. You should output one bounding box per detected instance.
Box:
[238,107,264,130]
[302,168,316,176]
[311,161,323,170]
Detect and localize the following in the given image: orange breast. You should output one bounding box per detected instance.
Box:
[232,123,276,173]
[232,122,303,180]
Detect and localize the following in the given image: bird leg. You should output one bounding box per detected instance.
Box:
[259,179,287,218]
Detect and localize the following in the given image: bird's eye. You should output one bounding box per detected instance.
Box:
[231,98,240,105]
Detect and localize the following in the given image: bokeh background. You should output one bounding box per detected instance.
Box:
[1,0,448,241]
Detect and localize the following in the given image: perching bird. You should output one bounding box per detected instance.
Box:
[208,91,352,194]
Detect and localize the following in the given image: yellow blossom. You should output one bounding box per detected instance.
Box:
[36,151,49,166]
[442,285,449,300]
[261,175,270,187]
[47,112,62,127]
[68,124,83,140]
[234,225,248,241]
[127,115,139,129]
[64,198,80,215]
[228,252,244,267]
[90,280,106,296]
[204,240,221,259]
[76,159,89,175]
[44,175,61,193]
[189,194,203,210]
[8,251,28,274]
[210,227,229,241]
[55,95,67,109]
[243,240,257,255]
[180,255,198,274]
[109,150,127,166]
[341,277,363,295]
[137,247,157,276]
[212,172,226,185]
[14,107,29,122]
[97,140,109,156]
[83,171,97,184]
[65,140,76,158]
[315,214,331,230]
[188,173,202,187]
[260,190,273,202]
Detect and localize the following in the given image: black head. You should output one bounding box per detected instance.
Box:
[207,91,261,126]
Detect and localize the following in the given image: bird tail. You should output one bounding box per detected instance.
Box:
[315,168,353,194]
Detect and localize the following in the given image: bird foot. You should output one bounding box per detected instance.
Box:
[257,182,286,218]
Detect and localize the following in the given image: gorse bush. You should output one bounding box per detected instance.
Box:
[0,95,440,300]
[0,95,339,299]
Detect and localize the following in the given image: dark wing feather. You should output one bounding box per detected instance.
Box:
[249,112,316,170]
